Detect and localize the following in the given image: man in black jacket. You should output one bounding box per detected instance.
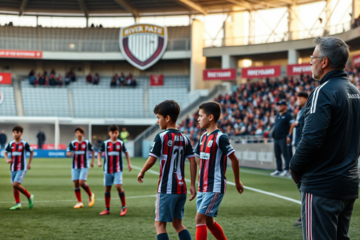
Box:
[0,130,7,149]
[37,129,46,149]
[271,100,293,177]
[290,36,360,240]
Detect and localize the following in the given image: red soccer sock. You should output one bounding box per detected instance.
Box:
[208,221,227,240]
[81,184,92,197]
[119,190,126,207]
[74,188,82,202]
[19,187,31,199]
[196,224,207,240]
[13,189,20,203]
[105,192,111,211]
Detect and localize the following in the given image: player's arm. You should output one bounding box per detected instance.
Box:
[228,152,244,194]
[88,142,95,168]
[125,151,132,172]
[4,152,12,164]
[27,151,34,170]
[66,142,73,158]
[4,143,12,163]
[188,156,197,201]
[97,152,102,167]
[137,155,157,183]
[219,135,244,194]
[90,150,95,168]
[97,142,105,167]
[25,143,34,170]
[122,142,131,171]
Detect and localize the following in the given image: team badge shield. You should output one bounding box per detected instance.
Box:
[119,24,168,70]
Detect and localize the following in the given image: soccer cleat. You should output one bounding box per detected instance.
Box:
[89,193,95,207]
[28,194,34,209]
[294,218,302,227]
[74,202,84,209]
[100,210,110,215]
[270,170,281,176]
[120,206,127,216]
[9,203,22,210]
[279,170,290,177]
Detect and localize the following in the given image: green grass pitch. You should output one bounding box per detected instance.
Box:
[0,157,359,239]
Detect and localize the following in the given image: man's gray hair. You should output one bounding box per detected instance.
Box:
[313,36,349,70]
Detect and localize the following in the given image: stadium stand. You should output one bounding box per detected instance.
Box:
[20,75,190,118]
[179,67,360,146]
[0,26,191,52]
[0,86,17,116]
[21,84,71,117]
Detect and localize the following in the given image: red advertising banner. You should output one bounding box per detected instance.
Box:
[203,68,237,81]
[0,73,11,84]
[353,54,360,66]
[0,50,42,59]
[287,64,312,76]
[30,144,67,150]
[241,65,281,79]
[150,74,164,86]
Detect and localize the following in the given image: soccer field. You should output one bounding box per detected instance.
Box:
[1,158,359,240]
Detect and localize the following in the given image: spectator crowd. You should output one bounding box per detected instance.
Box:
[28,69,137,88]
[29,69,76,86]
[179,65,360,146]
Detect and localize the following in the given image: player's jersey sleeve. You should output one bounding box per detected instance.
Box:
[219,135,235,156]
[122,141,128,153]
[24,142,33,152]
[149,134,161,158]
[5,143,11,153]
[99,142,105,152]
[67,142,74,152]
[87,141,94,151]
[184,136,195,158]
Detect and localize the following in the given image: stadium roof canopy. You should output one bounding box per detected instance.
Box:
[0,0,322,17]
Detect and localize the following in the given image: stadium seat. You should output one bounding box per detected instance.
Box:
[0,86,17,116]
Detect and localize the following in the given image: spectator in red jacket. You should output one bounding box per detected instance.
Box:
[86,73,92,84]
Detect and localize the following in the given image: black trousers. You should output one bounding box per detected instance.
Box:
[301,192,355,240]
[274,137,290,171]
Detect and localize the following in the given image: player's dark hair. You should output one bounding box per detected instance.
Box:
[13,126,23,133]
[108,125,119,132]
[297,91,309,98]
[75,127,85,134]
[153,100,180,123]
[199,102,221,122]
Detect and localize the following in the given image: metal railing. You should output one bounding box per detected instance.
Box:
[0,37,191,52]
[205,22,352,47]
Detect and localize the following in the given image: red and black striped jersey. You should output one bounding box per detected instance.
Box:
[67,140,93,169]
[99,139,127,174]
[195,129,234,193]
[149,129,195,194]
[5,140,33,171]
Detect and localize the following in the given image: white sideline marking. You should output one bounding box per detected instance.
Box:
[0,195,157,204]
[132,165,301,205]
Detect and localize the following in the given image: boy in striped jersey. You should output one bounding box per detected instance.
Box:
[4,126,34,210]
[194,102,244,240]
[137,100,197,240]
[98,125,132,216]
[66,127,95,209]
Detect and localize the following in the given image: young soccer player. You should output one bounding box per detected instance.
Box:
[98,125,132,216]
[194,102,244,240]
[137,100,197,240]
[4,126,34,210]
[66,127,95,209]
